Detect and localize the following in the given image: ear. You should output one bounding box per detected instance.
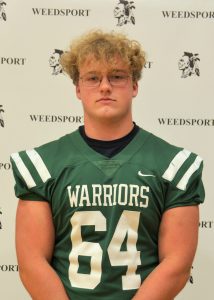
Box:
[76,84,82,100]
[132,81,138,98]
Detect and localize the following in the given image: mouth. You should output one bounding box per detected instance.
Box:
[96,98,116,103]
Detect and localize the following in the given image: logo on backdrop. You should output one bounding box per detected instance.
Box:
[0,105,4,127]
[0,162,11,171]
[178,52,200,78]
[189,266,194,284]
[49,49,64,75]
[0,207,2,230]
[158,118,214,126]
[199,220,214,229]
[29,115,83,124]
[0,265,19,272]
[144,61,153,69]
[162,10,214,19]
[0,57,26,65]
[32,8,90,17]
[114,0,135,26]
[0,1,6,21]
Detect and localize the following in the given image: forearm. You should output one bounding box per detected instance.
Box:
[19,259,70,300]
[132,258,190,300]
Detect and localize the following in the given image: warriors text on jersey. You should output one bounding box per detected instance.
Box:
[11,128,204,300]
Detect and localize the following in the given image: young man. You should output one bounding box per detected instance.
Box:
[11,30,204,300]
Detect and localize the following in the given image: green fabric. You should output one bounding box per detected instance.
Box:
[10,128,205,300]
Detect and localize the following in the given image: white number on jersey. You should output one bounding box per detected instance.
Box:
[69,210,141,290]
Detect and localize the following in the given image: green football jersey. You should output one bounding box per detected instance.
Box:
[11,128,204,300]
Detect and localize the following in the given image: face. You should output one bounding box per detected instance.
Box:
[114,4,124,17]
[76,56,138,123]
[178,55,190,70]
[49,53,60,67]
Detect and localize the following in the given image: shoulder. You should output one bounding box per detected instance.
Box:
[139,128,203,191]
[34,130,79,165]
[10,130,82,188]
[139,128,185,161]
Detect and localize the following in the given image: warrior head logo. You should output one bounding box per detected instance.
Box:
[0,1,7,21]
[189,266,194,284]
[178,52,200,78]
[114,0,135,26]
[0,208,2,230]
[0,105,4,127]
[49,49,64,75]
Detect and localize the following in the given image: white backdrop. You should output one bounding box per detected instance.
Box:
[0,0,213,299]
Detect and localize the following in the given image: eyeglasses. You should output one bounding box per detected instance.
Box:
[79,72,131,87]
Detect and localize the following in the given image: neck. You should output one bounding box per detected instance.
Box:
[84,116,134,141]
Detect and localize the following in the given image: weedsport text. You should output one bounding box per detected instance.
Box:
[158,118,214,126]
[32,8,90,16]
[162,11,214,19]
[30,115,83,123]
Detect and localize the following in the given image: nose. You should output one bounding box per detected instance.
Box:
[99,76,112,92]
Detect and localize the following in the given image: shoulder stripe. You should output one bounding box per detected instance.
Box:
[26,149,51,183]
[177,156,203,191]
[11,153,36,189]
[162,149,191,181]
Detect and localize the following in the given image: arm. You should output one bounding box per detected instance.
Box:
[16,199,70,300]
[132,205,199,300]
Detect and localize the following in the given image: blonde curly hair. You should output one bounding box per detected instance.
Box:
[60,30,146,85]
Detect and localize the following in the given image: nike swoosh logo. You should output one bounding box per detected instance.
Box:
[138,171,156,177]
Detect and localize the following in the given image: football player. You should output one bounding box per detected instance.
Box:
[11,30,204,300]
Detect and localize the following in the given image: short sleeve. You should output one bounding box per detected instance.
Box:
[10,150,52,201]
[162,151,205,211]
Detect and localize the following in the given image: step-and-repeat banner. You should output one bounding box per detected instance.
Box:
[1,0,213,299]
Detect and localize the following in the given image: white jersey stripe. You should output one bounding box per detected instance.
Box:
[26,149,51,183]
[177,156,203,191]
[162,149,191,182]
[11,153,36,189]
